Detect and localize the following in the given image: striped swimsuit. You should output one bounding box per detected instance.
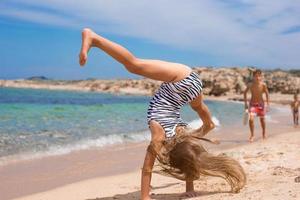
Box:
[147,71,203,138]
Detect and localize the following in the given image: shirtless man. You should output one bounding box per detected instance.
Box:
[244,69,270,142]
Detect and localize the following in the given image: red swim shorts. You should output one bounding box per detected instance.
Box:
[249,102,265,117]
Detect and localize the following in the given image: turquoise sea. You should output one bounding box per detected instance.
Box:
[0,87,246,160]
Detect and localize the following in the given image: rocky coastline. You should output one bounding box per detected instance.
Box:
[1,67,299,103]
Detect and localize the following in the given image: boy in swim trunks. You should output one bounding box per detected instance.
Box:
[291,93,299,126]
[244,69,270,142]
[78,28,215,200]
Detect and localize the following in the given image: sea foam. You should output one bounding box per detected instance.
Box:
[0,131,151,166]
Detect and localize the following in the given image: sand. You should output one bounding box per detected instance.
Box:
[12,128,300,200]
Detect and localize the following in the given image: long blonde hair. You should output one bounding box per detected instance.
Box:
[148,131,246,193]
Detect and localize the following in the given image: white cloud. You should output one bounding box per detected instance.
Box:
[1,0,300,68]
[0,5,80,28]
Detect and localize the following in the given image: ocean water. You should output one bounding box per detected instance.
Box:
[0,87,246,161]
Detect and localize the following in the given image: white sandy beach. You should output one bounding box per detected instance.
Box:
[13,128,300,200]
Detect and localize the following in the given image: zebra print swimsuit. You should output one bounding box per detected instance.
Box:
[147,71,203,138]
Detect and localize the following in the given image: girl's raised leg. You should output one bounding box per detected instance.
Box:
[79,28,191,82]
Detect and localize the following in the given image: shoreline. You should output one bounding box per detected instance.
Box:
[1,66,299,105]
[0,85,296,106]
[0,105,296,200]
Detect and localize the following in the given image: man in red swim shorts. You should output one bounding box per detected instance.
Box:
[244,69,270,142]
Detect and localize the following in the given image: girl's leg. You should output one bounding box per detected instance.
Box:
[79,28,191,82]
[141,120,165,200]
[189,94,215,137]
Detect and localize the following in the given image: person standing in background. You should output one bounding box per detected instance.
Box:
[291,93,299,126]
[244,69,270,142]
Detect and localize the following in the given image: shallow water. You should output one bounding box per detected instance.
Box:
[0,87,275,159]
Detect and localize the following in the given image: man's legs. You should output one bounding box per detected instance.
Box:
[293,112,299,125]
[293,113,296,125]
[79,28,191,82]
[260,117,266,139]
[249,115,255,142]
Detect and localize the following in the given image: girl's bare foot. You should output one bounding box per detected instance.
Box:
[79,28,94,66]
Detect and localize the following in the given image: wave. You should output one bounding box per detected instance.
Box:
[0,117,221,166]
[0,131,151,166]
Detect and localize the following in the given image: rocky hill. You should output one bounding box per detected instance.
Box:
[0,67,299,96]
[193,67,300,96]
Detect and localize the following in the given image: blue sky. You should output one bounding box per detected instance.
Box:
[0,0,300,80]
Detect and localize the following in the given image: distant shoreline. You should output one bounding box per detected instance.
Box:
[1,67,299,104]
